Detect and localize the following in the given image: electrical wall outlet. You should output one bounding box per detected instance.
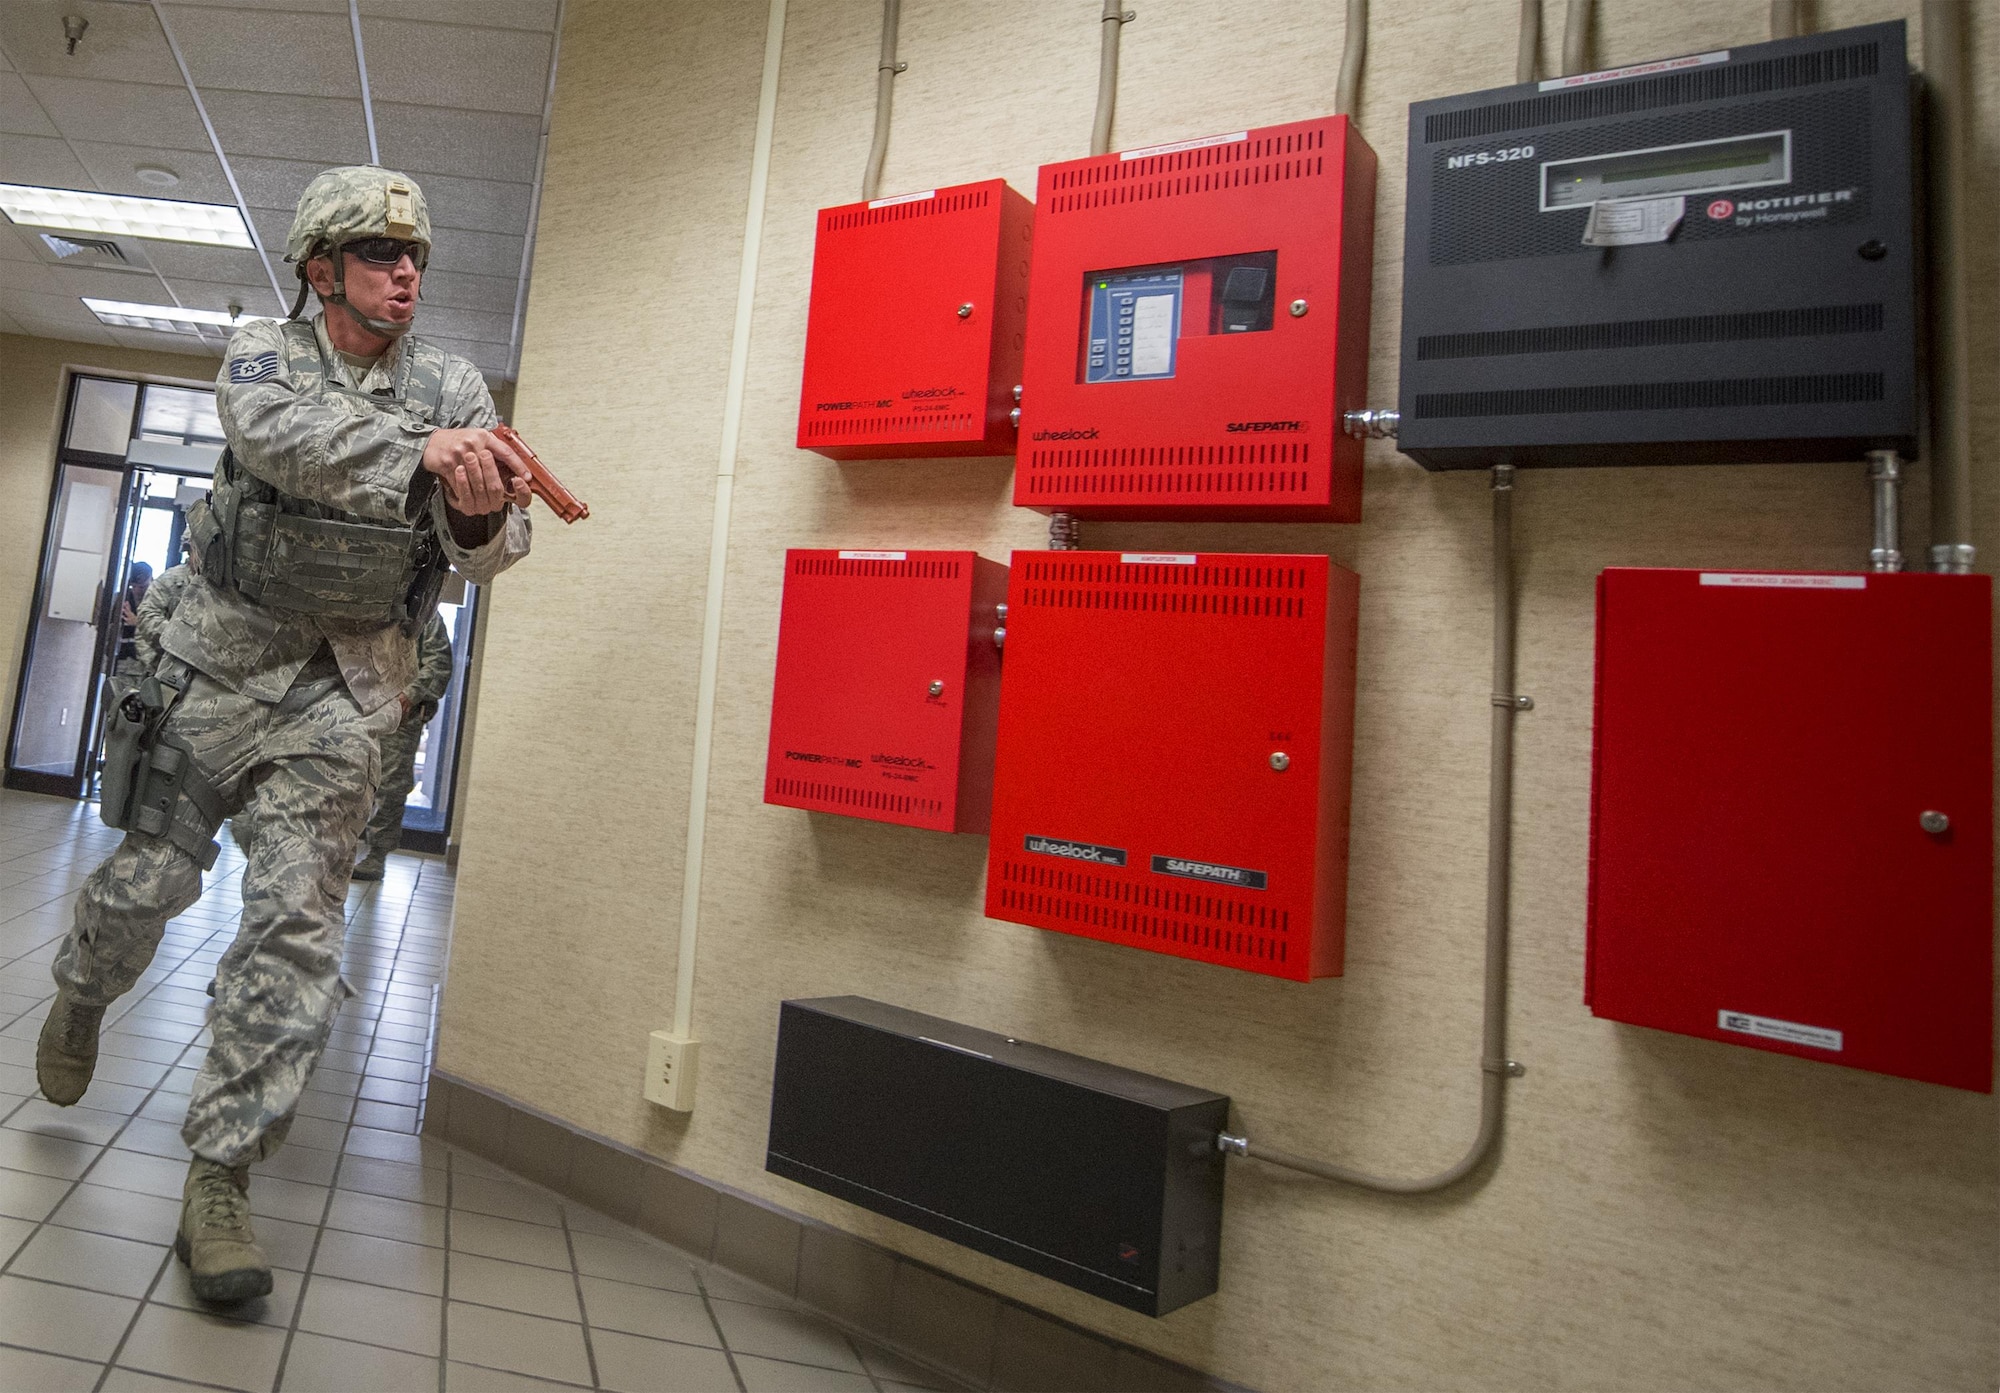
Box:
[644,1031,699,1112]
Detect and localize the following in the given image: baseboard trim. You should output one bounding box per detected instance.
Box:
[424,1070,1240,1393]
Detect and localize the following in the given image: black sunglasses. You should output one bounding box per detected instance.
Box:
[344,237,428,270]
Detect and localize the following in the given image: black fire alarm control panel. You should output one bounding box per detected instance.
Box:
[1397,21,1916,469]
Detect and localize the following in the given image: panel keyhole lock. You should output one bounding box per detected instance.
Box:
[928,680,945,697]
[957,303,975,319]
[1288,299,1309,318]
[1919,810,1950,835]
[1269,752,1290,771]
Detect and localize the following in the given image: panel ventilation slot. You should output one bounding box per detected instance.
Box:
[1416,303,1885,360]
[823,187,991,233]
[803,412,979,441]
[1046,129,1327,215]
[791,555,962,580]
[1017,557,1314,618]
[772,778,943,819]
[1415,372,1885,419]
[1022,443,1313,500]
[995,859,1291,967]
[1423,40,1880,143]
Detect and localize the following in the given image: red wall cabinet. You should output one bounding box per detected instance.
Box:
[1588,568,1994,1091]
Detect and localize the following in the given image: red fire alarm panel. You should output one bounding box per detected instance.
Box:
[798,180,1033,459]
[766,549,1008,833]
[985,552,1358,980]
[1013,117,1377,520]
[1587,568,1993,1091]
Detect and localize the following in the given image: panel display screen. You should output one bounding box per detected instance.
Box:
[1080,252,1278,384]
[1540,131,1791,211]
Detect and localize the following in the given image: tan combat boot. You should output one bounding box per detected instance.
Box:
[35,988,105,1106]
[176,1158,273,1303]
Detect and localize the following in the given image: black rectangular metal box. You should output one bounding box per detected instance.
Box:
[766,997,1229,1316]
[1397,21,1917,469]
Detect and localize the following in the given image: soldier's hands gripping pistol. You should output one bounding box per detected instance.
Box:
[492,426,589,524]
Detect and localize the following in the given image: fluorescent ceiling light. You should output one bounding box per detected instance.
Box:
[0,185,252,248]
[83,298,274,333]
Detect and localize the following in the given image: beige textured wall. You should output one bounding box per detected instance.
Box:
[0,333,217,742]
[443,2,2000,1389]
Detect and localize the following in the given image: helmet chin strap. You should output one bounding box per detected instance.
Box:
[307,245,415,340]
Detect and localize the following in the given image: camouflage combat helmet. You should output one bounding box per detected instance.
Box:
[284,165,432,336]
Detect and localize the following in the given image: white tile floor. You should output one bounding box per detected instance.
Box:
[0,789,951,1393]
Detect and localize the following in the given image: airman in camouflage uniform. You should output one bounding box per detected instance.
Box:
[36,166,534,1304]
[123,559,196,676]
[352,612,454,881]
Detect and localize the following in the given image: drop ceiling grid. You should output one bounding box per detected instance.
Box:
[0,0,555,377]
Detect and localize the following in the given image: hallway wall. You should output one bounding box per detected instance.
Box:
[442,2,2000,1389]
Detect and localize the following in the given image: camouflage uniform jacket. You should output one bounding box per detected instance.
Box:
[407,613,453,718]
[163,314,530,714]
[130,563,196,674]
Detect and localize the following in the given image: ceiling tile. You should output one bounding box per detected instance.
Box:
[0,1,183,84]
[163,0,345,12]
[173,7,360,100]
[157,274,285,316]
[0,131,93,187]
[421,333,511,376]
[137,241,270,285]
[199,88,369,164]
[0,72,57,136]
[357,0,556,32]
[68,140,235,202]
[359,18,550,116]
[0,308,23,333]
[247,205,290,254]
[13,315,117,346]
[21,74,209,151]
[0,219,42,260]
[420,225,524,281]
[49,262,183,303]
[374,102,540,184]
[0,257,62,292]
[413,302,511,345]
[416,268,516,315]
[229,151,325,212]
[0,284,98,325]
[403,171,533,235]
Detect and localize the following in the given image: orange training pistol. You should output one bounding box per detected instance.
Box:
[492,425,590,524]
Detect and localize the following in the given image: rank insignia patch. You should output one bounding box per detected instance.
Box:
[228,351,279,385]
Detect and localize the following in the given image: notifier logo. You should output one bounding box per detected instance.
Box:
[1031,428,1100,441]
[1706,198,1735,219]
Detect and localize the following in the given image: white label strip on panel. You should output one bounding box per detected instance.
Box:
[1129,294,1176,375]
[1121,553,1197,566]
[1120,131,1248,161]
[1581,195,1685,247]
[866,190,935,209]
[1538,50,1727,91]
[1699,573,1866,590]
[839,550,907,561]
[1717,1010,1843,1052]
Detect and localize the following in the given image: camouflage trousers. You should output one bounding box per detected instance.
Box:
[360,713,426,859]
[52,652,398,1166]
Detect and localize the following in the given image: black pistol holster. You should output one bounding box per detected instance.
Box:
[98,663,225,871]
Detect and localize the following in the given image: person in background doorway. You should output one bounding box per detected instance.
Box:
[352,612,454,881]
[126,557,194,677]
[35,165,533,1306]
[115,561,154,668]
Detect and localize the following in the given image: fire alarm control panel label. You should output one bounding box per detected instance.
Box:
[1717,1010,1843,1052]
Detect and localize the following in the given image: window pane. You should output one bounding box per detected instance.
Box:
[65,377,138,455]
[138,384,223,444]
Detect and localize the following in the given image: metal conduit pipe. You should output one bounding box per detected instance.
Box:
[1091,0,1134,157]
[1516,0,1540,84]
[1868,450,1903,573]
[1561,0,1590,76]
[860,0,905,202]
[1923,0,1975,573]
[1221,466,1527,1193]
[1769,1,1805,40]
[1334,0,1367,118]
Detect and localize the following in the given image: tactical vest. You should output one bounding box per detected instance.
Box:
[188,320,452,631]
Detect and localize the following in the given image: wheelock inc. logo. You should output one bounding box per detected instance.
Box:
[1024,835,1127,866]
[1225,420,1305,433]
[902,386,963,399]
[871,753,935,771]
[1151,856,1268,890]
[785,750,861,768]
[1032,428,1100,441]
